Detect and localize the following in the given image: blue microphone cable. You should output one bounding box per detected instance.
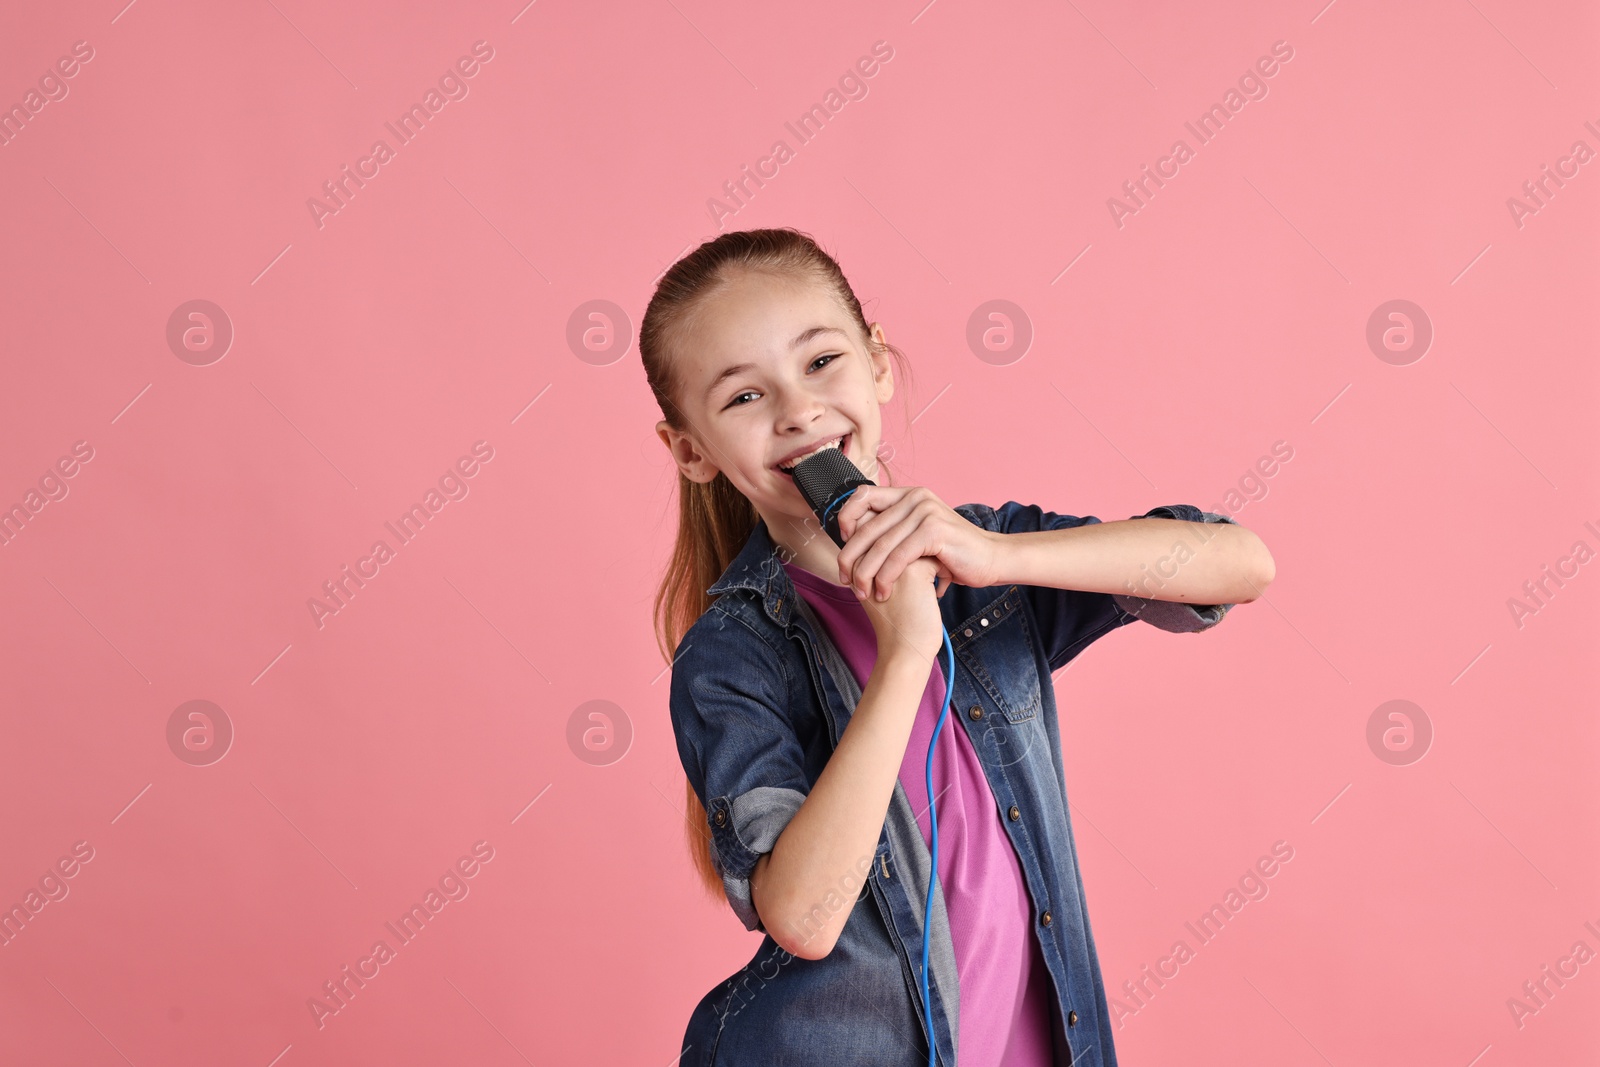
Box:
[818,481,951,1066]
[920,622,955,1067]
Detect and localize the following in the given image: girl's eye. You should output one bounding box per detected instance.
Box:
[723,354,841,409]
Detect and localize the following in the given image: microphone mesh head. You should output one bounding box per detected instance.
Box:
[790,444,874,540]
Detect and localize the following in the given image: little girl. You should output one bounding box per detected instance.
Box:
[643,228,1273,1067]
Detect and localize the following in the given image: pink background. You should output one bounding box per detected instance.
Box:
[1,1,1596,1064]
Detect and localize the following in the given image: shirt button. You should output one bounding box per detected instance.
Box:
[1041,910,1052,927]
[713,809,726,826]
[1067,1010,1078,1027]
[1008,805,1020,821]
[968,705,983,720]
[963,628,973,637]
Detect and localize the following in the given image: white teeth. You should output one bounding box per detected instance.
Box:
[779,435,844,470]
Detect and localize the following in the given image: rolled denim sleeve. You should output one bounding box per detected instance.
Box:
[1112,504,1240,635]
[668,608,810,934]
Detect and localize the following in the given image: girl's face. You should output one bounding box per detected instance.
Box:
[655,268,895,547]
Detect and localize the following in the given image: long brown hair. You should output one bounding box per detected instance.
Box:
[642,228,916,899]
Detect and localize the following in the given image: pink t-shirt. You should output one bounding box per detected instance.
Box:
[784,561,1058,1067]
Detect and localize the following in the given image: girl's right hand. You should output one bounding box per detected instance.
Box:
[861,554,947,665]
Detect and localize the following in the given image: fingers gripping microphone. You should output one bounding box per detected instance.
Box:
[789,444,875,549]
[788,442,954,1067]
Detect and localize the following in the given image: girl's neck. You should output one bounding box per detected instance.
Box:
[767,510,846,589]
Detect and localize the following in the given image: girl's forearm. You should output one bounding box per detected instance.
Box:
[750,647,932,961]
[993,517,1274,605]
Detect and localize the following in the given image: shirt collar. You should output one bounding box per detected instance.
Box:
[706,517,795,626]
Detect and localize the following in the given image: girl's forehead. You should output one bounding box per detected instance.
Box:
[686,271,852,350]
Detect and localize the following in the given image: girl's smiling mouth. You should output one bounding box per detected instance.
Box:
[775,433,851,479]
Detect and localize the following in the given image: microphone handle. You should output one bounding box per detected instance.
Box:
[818,479,871,549]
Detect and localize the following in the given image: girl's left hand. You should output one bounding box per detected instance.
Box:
[835,485,1001,601]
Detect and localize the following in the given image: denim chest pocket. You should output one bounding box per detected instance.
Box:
[951,586,1043,724]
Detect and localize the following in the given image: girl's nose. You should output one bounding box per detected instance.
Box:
[775,390,825,430]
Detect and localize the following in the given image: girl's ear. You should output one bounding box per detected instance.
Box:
[867,323,894,403]
[656,420,721,484]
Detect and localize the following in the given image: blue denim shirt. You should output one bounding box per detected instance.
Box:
[670,501,1238,1067]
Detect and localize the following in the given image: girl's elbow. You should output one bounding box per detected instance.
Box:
[760,893,842,960]
[754,874,838,960]
[1254,548,1276,592]
[1239,537,1275,602]
[768,899,841,960]
[784,930,837,961]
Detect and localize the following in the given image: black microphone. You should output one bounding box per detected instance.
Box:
[789,443,875,549]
